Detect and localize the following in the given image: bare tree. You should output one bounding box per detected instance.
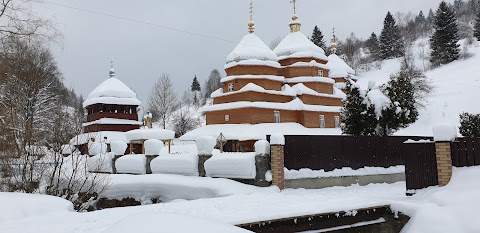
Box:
[147,73,178,129]
[269,36,282,50]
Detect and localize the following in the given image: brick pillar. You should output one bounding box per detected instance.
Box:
[435,142,453,186]
[270,144,285,190]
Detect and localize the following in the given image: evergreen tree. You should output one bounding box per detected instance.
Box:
[430,1,460,67]
[416,11,427,24]
[365,32,379,58]
[310,26,327,52]
[459,112,480,137]
[341,79,369,135]
[379,12,404,60]
[191,75,201,105]
[475,10,480,40]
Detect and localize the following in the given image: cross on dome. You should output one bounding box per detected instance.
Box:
[109,60,116,78]
[331,27,338,54]
[248,0,255,33]
[289,0,301,33]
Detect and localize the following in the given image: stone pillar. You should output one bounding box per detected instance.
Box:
[435,142,453,186]
[254,155,271,187]
[145,155,158,174]
[198,154,212,177]
[270,135,285,190]
[111,155,123,174]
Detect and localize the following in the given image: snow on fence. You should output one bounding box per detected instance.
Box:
[151,144,199,176]
[87,153,114,173]
[115,154,147,174]
[205,150,256,179]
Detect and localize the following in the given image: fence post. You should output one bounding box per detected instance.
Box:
[270,135,285,190]
[433,123,456,187]
[435,142,453,187]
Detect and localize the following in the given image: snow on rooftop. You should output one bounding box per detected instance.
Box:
[180,123,342,141]
[291,83,344,99]
[211,83,297,98]
[82,118,143,127]
[224,59,281,70]
[84,77,140,108]
[226,33,277,64]
[284,76,335,84]
[201,98,342,113]
[327,54,355,75]
[125,128,176,141]
[274,31,327,61]
[221,75,285,83]
[286,60,330,70]
[70,131,128,146]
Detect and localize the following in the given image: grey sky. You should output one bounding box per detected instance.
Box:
[37,0,453,104]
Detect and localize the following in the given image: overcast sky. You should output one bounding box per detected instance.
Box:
[37,0,454,104]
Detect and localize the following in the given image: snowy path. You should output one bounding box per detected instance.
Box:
[0,182,406,233]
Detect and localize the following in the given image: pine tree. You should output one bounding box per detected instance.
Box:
[416,11,427,24]
[341,79,369,135]
[430,1,460,67]
[191,75,201,105]
[427,9,435,27]
[365,32,379,59]
[475,10,480,40]
[310,26,327,52]
[379,12,404,60]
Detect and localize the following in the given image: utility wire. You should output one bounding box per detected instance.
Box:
[43,1,271,50]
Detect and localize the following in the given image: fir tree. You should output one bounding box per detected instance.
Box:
[459,112,480,137]
[341,79,369,135]
[416,11,427,24]
[475,10,480,40]
[427,9,435,27]
[191,75,201,105]
[379,12,404,60]
[310,26,327,52]
[365,32,379,59]
[430,1,460,67]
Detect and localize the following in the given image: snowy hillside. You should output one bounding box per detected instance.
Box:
[356,39,480,136]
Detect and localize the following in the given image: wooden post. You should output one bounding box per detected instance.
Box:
[168,140,171,154]
[141,139,145,154]
[129,142,133,154]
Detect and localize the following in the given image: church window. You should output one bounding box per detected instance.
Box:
[318,69,324,77]
[319,115,325,128]
[225,115,230,122]
[335,116,340,128]
[274,111,280,123]
[228,83,234,92]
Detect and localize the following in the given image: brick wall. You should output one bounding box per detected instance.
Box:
[271,145,285,190]
[435,142,453,186]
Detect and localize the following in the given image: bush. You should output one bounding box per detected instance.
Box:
[459,112,480,137]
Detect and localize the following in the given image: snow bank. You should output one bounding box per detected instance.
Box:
[70,131,128,146]
[205,150,256,179]
[88,142,107,156]
[254,140,270,155]
[0,193,73,223]
[151,144,198,176]
[125,128,175,141]
[87,153,114,173]
[115,154,146,174]
[285,166,405,180]
[196,136,216,155]
[101,213,253,233]
[144,139,164,155]
[110,141,128,155]
[432,122,457,142]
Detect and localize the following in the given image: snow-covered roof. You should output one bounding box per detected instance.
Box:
[286,60,330,70]
[224,59,281,70]
[327,54,355,78]
[211,83,297,98]
[274,32,328,61]
[202,98,341,113]
[291,83,345,99]
[226,33,278,64]
[84,77,141,108]
[125,128,176,141]
[82,118,143,127]
[180,123,342,141]
[284,76,335,84]
[221,75,285,83]
[70,131,128,146]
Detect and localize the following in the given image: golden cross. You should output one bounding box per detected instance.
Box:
[249,0,254,21]
[291,0,297,14]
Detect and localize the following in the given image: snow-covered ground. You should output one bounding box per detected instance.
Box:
[357,40,480,136]
[1,166,479,232]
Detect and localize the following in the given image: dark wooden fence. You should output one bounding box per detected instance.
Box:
[283,135,431,171]
[403,142,438,191]
[451,137,480,167]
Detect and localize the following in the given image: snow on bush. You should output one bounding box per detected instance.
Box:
[270,134,285,145]
[196,136,216,155]
[205,150,256,179]
[254,140,270,155]
[0,193,74,223]
[432,122,458,142]
[115,154,146,174]
[88,142,107,156]
[144,139,164,155]
[110,141,128,155]
[87,153,114,173]
[151,144,198,176]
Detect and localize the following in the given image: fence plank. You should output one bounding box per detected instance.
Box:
[474,138,480,166]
